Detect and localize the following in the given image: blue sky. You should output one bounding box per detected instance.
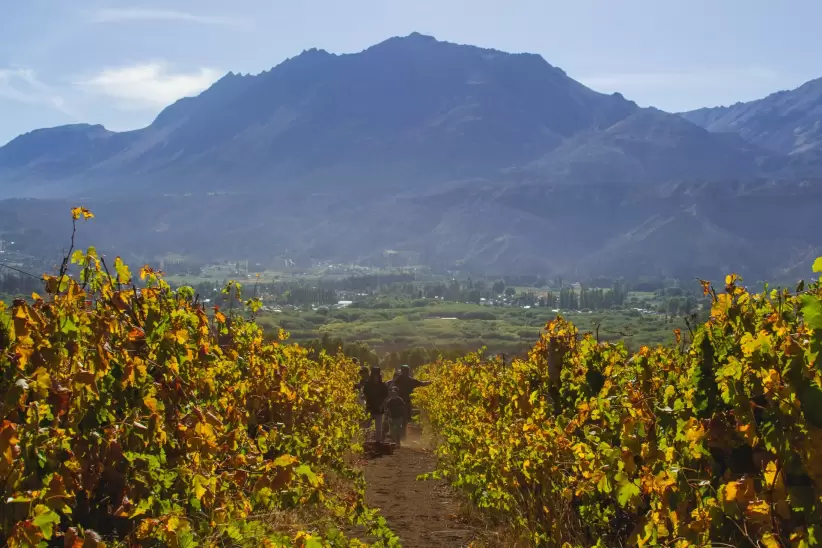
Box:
[2,0,822,144]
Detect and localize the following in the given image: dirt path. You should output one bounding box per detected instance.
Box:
[360,435,478,547]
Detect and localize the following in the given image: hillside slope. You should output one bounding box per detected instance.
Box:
[523,108,777,183]
[1,178,820,279]
[681,77,822,155]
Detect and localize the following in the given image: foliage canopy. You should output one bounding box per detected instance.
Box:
[418,265,822,547]
[0,211,398,546]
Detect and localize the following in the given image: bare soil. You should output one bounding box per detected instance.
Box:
[359,432,478,547]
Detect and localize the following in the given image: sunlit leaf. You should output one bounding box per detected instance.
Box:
[70,206,94,220]
[801,294,822,331]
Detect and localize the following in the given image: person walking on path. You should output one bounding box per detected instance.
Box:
[386,368,401,390]
[363,366,389,443]
[382,385,407,446]
[392,364,431,440]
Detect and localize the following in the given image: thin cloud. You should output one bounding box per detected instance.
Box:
[91,8,242,27]
[0,68,78,119]
[79,62,221,108]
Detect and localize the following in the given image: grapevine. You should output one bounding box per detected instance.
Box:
[417,263,822,547]
[0,209,398,546]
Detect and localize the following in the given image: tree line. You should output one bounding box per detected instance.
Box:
[0,272,43,296]
[300,332,469,370]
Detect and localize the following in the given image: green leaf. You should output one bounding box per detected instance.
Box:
[225,525,243,541]
[813,256,822,273]
[60,317,78,335]
[178,530,198,548]
[801,383,822,428]
[596,473,612,494]
[177,285,195,301]
[616,480,640,507]
[801,295,822,331]
[296,464,321,487]
[31,505,60,539]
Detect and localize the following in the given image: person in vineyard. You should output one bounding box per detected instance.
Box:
[386,368,401,390]
[363,366,389,443]
[382,385,407,446]
[393,364,431,440]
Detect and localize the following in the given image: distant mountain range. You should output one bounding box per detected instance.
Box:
[680,77,822,155]
[1,33,820,279]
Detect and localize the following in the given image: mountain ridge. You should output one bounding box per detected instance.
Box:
[681,76,822,155]
[0,33,820,278]
[1,32,788,198]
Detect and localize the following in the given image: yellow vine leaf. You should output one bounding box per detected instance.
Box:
[712,293,733,319]
[70,206,94,220]
[143,395,159,413]
[740,330,770,357]
[760,533,781,548]
[744,499,771,525]
[723,476,755,506]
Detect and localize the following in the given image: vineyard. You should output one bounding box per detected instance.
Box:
[3,209,822,547]
[0,210,398,546]
[416,262,822,546]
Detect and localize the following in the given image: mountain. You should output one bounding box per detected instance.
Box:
[0,124,119,193]
[681,77,822,155]
[1,178,819,281]
[0,33,789,198]
[0,33,820,279]
[521,108,777,183]
[0,33,642,197]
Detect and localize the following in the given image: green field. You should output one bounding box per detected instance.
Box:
[159,269,698,361]
[256,300,689,357]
